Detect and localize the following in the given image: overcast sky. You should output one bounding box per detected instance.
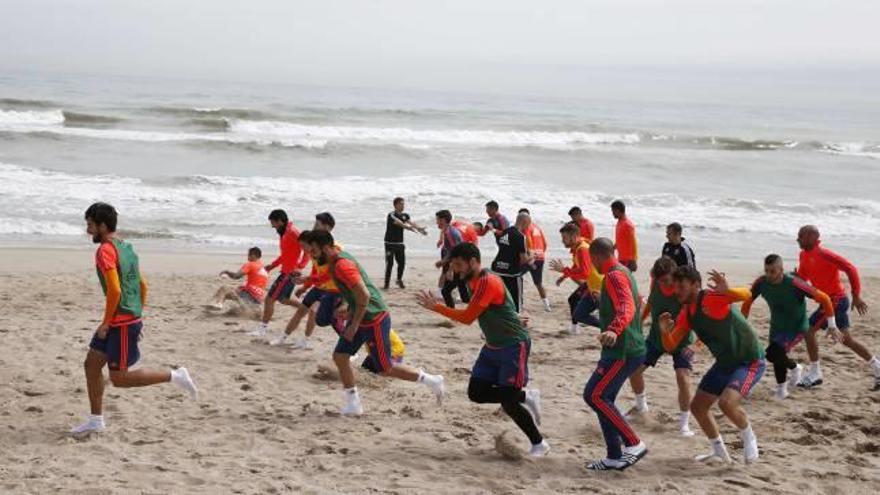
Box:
[2,0,878,94]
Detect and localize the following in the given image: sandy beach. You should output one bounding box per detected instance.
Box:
[1,246,879,494]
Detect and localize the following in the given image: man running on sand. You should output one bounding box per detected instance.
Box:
[72,202,197,435]
[416,242,549,458]
[491,212,531,313]
[794,225,880,390]
[626,256,696,436]
[582,238,648,471]
[436,209,470,308]
[250,209,310,337]
[518,208,551,312]
[301,230,444,415]
[270,212,342,348]
[741,254,835,399]
[549,222,603,335]
[206,246,268,314]
[659,266,764,464]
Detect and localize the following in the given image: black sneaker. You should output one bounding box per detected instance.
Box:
[396,279,405,289]
[872,376,880,392]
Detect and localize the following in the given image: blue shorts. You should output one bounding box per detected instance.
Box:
[643,340,694,370]
[698,359,765,397]
[89,320,143,371]
[267,273,296,302]
[809,296,851,331]
[770,331,805,353]
[472,340,531,388]
[528,260,544,286]
[236,288,260,305]
[333,313,395,373]
[302,288,342,327]
[362,355,403,374]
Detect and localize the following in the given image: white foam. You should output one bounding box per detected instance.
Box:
[0,109,64,126]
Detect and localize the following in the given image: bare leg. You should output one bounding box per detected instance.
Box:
[109,369,171,387]
[675,368,693,412]
[304,307,317,338]
[841,332,873,361]
[261,298,276,324]
[84,349,107,415]
[284,306,310,336]
[382,364,420,382]
[717,388,749,429]
[333,352,356,388]
[629,365,647,394]
[805,327,820,362]
[536,284,547,299]
[690,390,720,438]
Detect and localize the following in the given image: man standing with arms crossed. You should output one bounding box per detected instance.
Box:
[794,225,880,390]
[582,238,648,471]
[250,209,310,337]
[383,197,427,290]
[611,200,638,272]
[72,203,197,434]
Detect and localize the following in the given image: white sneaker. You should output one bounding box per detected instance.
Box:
[775,384,789,400]
[341,397,363,416]
[70,415,105,435]
[542,300,552,313]
[621,441,648,467]
[787,364,803,390]
[247,324,268,337]
[741,429,759,464]
[695,451,732,463]
[292,337,313,350]
[171,367,198,400]
[798,370,823,388]
[269,333,288,346]
[568,324,581,335]
[524,389,542,426]
[679,424,695,437]
[528,439,551,458]
[426,375,445,405]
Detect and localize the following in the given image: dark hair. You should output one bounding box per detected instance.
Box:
[393,197,404,206]
[306,229,334,247]
[611,200,626,213]
[315,212,335,229]
[485,200,499,210]
[568,206,582,216]
[673,265,702,284]
[248,246,262,258]
[559,221,579,235]
[588,237,615,257]
[518,208,530,215]
[268,209,288,222]
[435,209,452,223]
[84,202,118,232]
[651,256,677,279]
[472,221,483,230]
[667,222,682,235]
[449,242,481,262]
[298,230,312,243]
[764,253,782,265]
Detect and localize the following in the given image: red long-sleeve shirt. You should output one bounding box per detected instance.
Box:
[796,242,861,300]
[599,257,636,336]
[267,222,310,274]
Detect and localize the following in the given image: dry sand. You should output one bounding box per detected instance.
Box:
[1,246,879,494]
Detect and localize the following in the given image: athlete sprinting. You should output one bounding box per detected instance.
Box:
[416,242,549,458]
[794,225,880,390]
[611,200,638,272]
[568,206,595,242]
[582,238,648,470]
[741,254,835,399]
[626,256,695,436]
[250,209,310,337]
[518,208,551,312]
[301,230,444,415]
[479,200,510,240]
[271,212,342,348]
[383,197,428,290]
[491,212,531,313]
[549,222,603,335]
[436,210,470,308]
[207,246,268,313]
[72,203,197,435]
[659,267,764,464]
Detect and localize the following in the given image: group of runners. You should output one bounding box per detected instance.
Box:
[73,197,878,472]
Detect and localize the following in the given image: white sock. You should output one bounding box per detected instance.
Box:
[710,436,727,456]
[809,360,821,375]
[542,298,550,308]
[678,411,690,429]
[868,356,880,373]
[344,386,359,401]
[635,393,648,410]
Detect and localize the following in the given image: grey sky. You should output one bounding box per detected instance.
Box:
[2,0,878,93]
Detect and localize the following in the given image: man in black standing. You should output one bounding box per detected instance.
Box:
[661,222,696,269]
[492,212,532,313]
[384,197,427,290]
